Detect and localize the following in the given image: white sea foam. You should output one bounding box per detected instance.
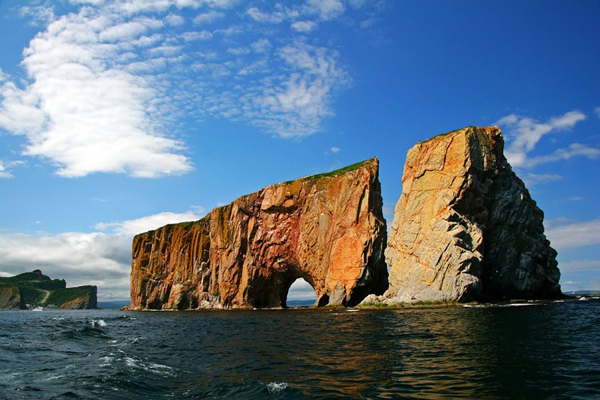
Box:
[266,382,289,393]
[124,356,175,376]
[90,319,107,328]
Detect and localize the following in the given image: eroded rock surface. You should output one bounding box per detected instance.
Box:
[130,158,388,309]
[381,126,561,304]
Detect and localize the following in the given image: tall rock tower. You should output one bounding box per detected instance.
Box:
[384,126,562,303]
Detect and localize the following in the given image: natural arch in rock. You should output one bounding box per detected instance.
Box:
[130,158,389,310]
[286,276,318,307]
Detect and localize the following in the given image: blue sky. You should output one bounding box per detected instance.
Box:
[0,0,598,301]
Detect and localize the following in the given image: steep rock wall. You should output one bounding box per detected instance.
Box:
[130,158,388,309]
[383,126,561,303]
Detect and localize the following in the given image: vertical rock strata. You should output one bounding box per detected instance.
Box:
[130,158,388,309]
[384,126,561,303]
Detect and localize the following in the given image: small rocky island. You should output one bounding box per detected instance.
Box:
[128,126,562,310]
[0,270,97,310]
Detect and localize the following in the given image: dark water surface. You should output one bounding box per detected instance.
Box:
[1,300,599,399]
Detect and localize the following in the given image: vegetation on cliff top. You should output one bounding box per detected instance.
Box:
[0,270,97,309]
[285,157,376,184]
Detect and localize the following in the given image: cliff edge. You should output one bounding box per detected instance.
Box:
[130,158,388,309]
[380,126,562,304]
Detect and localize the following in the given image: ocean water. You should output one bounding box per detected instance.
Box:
[1,300,599,399]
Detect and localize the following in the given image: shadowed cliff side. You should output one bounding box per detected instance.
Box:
[130,158,388,310]
[364,126,562,306]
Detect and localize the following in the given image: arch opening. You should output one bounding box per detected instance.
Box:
[285,276,317,308]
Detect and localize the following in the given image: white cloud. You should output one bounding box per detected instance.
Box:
[0,231,132,300]
[165,13,185,26]
[0,161,13,178]
[546,218,600,250]
[524,143,600,168]
[595,106,600,118]
[0,208,205,300]
[287,277,317,300]
[96,207,204,235]
[246,6,298,24]
[497,110,588,168]
[251,38,271,53]
[0,6,192,178]
[305,0,345,21]
[330,146,341,153]
[2,0,372,164]
[182,30,213,41]
[19,4,55,26]
[291,20,317,32]
[521,172,562,187]
[193,10,224,24]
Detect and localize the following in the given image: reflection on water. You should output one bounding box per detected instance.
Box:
[1,301,599,399]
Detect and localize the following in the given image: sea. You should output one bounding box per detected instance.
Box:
[1,299,599,399]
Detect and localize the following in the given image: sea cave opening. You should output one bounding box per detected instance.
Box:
[285,277,317,308]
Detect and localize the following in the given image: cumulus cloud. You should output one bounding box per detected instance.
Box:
[496,110,589,168]
[546,218,600,250]
[305,0,345,21]
[291,20,316,32]
[0,208,204,300]
[193,10,225,24]
[0,7,192,178]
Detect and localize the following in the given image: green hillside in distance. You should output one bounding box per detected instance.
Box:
[0,269,97,310]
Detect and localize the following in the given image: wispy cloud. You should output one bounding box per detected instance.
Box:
[559,259,600,273]
[0,161,13,178]
[496,110,591,168]
[0,208,204,300]
[521,172,562,187]
[546,218,600,250]
[0,0,379,177]
[330,146,341,153]
[96,207,204,235]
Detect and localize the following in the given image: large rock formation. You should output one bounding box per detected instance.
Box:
[130,158,388,310]
[382,126,561,303]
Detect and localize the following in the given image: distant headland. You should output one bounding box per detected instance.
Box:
[0,269,97,310]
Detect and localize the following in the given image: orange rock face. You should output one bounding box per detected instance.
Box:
[129,158,388,309]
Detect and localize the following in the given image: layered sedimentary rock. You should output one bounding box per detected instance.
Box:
[130,158,388,310]
[381,126,561,303]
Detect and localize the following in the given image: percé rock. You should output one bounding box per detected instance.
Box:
[130,158,388,310]
[0,287,26,310]
[381,126,561,304]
